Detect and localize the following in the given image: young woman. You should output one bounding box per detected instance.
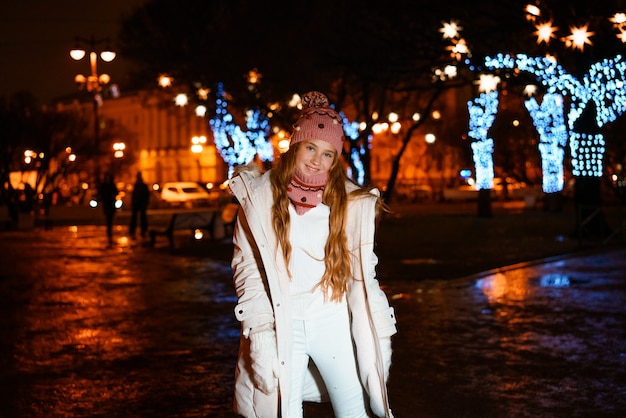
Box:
[229,91,396,418]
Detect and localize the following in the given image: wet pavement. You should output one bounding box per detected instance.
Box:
[1,219,625,417]
[384,250,626,418]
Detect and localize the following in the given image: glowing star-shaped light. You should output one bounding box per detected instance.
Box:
[196,88,210,101]
[523,84,538,97]
[444,64,458,78]
[247,68,262,84]
[174,93,188,106]
[476,74,501,93]
[158,74,172,88]
[453,39,469,54]
[447,38,469,60]
[525,4,540,19]
[195,105,207,117]
[440,20,462,39]
[618,30,626,43]
[563,24,594,51]
[534,21,558,45]
[609,13,626,27]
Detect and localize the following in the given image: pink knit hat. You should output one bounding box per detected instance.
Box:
[289,91,345,153]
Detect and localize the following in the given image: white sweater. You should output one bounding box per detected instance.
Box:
[288,203,345,319]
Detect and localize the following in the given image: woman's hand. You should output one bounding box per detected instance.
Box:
[249,328,279,394]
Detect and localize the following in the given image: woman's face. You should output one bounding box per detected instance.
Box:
[294,139,336,176]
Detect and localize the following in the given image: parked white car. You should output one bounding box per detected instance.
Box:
[442,177,538,201]
[160,182,213,208]
[493,177,527,199]
[442,184,482,201]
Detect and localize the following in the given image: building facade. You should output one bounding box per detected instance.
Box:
[102,90,227,187]
[57,89,227,192]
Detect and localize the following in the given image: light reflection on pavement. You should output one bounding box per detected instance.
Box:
[381,249,626,418]
[0,225,239,417]
[0,225,625,417]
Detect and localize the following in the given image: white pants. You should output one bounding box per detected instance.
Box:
[288,306,368,418]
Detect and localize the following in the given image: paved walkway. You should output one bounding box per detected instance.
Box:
[383,247,626,417]
[0,211,625,417]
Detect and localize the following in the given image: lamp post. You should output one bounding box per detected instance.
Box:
[70,35,116,180]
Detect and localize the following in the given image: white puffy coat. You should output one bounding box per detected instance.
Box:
[229,168,397,418]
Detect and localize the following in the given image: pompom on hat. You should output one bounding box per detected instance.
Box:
[289,91,345,153]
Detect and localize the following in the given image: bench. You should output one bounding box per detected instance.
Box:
[148,203,239,247]
[149,209,218,247]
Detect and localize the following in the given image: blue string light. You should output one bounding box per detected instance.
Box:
[342,114,366,185]
[244,108,274,163]
[483,53,626,179]
[524,94,567,193]
[467,91,499,190]
[209,82,273,177]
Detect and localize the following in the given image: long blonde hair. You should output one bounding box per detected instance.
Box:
[270,143,381,302]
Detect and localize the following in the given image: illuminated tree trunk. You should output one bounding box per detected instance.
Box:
[571,102,612,238]
[524,94,568,212]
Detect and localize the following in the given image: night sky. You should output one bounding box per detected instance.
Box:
[0,0,147,104]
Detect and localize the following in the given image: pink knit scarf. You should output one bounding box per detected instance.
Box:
[287,168,328,215]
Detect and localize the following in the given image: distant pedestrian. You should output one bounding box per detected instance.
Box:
[21,183,36,213]
[4,182,19,226]
[501,174,510,201]
[129,172,150,238]
[99,172,119,245]
[229,91,396,417]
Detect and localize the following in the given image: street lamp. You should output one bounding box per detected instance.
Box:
[70,35,116,177]
[113,142,125,159]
